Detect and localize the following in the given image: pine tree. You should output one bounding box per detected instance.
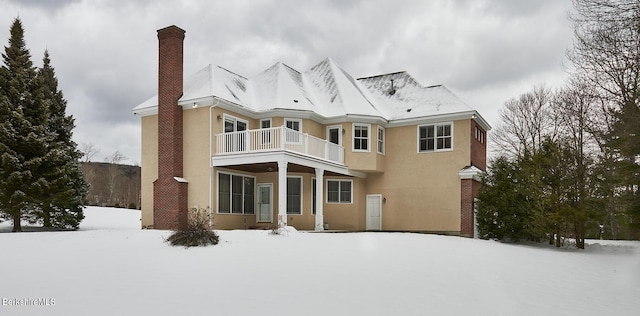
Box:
[604,101,640,238]
[0,18,51,232]
[476,155,544,242]
[33,50,87,229]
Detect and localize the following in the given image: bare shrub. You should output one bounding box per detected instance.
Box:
[166,208,218,247]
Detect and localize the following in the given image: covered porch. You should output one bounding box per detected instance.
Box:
[212,127,365,230]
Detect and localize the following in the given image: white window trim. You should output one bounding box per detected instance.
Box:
[475,126,485,144]
[223,114,249,133]
[216,170,256,215]
[284,118,302,132]
[256,183,274,223]
[260,118,272,129]
[287,176,303,215]
[326,179,353,204]
[417,122,454,153]
[377,126,385,155]
[352,123,371,152]
[326,125,343,146]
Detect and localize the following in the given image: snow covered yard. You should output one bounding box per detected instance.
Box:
[0,207,638,316]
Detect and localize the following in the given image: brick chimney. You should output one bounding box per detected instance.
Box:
[153,25,188,229]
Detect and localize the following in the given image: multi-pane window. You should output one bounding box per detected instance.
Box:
[377,126,385,154]
[474,126,485,144]
[353,123,369,151]
[287,177,302,214]
[327,180,352,203]
[418,123,452,152]
[285,119,301,131]
[218,172,254,214]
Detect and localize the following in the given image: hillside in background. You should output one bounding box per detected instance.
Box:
[80,162,140,209]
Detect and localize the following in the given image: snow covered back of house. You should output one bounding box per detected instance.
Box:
[1,206,639,316]
[132,58,476,122]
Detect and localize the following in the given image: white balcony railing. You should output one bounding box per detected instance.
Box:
[215,126,344,164]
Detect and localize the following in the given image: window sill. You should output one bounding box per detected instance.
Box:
[418,148,454,154]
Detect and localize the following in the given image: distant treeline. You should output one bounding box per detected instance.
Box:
[81,162,140,209]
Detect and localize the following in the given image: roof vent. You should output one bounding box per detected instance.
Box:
[406,108,412,112]
[389,79,396,96]
[293,99,299,103]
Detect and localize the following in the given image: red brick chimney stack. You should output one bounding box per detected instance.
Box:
[153,25,188,229]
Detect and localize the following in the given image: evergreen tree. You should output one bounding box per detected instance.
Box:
[32,50,87,229]
[604,101,640,238]
[0,18,51,232]
[476,155,543,242]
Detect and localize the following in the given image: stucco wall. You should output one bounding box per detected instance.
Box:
[140,115,158,228]
[141,104,475,232]
[183,107,212,211]
[364,120,471,232]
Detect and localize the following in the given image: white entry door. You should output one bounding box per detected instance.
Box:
[366,194,382,231]
[257,184,273,222]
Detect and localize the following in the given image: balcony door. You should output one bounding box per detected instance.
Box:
[224,115,248,152]
[326,125,342,162]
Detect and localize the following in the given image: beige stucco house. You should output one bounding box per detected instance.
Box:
[133,25,490,237]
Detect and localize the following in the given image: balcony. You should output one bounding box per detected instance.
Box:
[214,126,344,164]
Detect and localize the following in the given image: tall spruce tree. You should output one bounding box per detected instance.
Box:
[0,18,51,232]
[604,101,640,238]
[33,50,87,229]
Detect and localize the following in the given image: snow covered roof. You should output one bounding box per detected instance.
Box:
[133,58,488,129]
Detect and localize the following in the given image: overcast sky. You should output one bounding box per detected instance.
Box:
[1,0,575,164]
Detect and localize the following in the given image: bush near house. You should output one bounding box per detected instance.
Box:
[166,208,219,247]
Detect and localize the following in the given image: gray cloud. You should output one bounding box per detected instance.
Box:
[7,0,78,12]
[0,0,575,163]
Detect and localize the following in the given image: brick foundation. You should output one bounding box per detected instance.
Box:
[460,178,481,238]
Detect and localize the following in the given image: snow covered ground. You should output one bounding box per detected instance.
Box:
[0,206,639,316]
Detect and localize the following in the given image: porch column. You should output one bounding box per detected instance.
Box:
[315,168,324,231]
[277,160,288,228]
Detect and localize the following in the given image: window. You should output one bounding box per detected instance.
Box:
[353,123,370,151]
[327,125,341,145]
[418,123,452,152]
[285,118,301,132]
[312,178,316,215]
[474,126,485,144]
[377,126,385,154]
[285,118,302,143]
[224,115,248,133]
[327,180,352,203]
[287,177,302,214]
[218,172,254,214]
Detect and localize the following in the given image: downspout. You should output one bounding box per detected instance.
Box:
[209,98,219,227]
